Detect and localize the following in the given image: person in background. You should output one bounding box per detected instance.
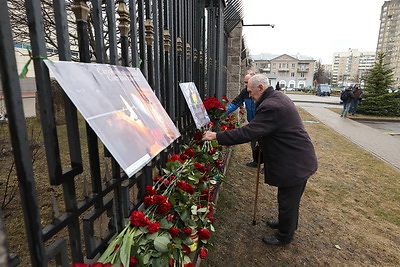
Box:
[203,74,318,246]
[340,86,354,117]
[275,82,281,91]
[224,72,259,168]
[349,84,363,116]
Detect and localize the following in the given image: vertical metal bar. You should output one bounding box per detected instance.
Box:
[53,0,84,262]
[117,0,130,66]
[152,0,161,99]
[138,0,148,77]
[53,0,83,170]
[92,0,105,63]
[25,0,63,185]
[216,1,225,100]
[129,0,139,67]
[72,0,102,202]
[107,0,118,65]
[0,2,46,265]
[200,4,206,97]
[158,0,165,106]
[167,0,176,119]
[145,0,155,88]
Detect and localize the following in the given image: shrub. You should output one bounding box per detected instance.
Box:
[357,92,400,116]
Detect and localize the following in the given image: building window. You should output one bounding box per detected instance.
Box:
[291,63,295,68]
[291,72,295,77]
[301,73,305,77]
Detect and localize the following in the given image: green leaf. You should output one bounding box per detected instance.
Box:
[197,207,207,213]
[210,224,215,232]
[152,255,169,267]
[180,210,189,222]
[182,236,194,246]
[119,228,134,267]
[143,253,151,265]
[183,255,192,264]
[334,244,342,250]
[169,196,176,206]
[159,218,172,229]
[154,236,170,252]
[191,205,198,215]
[146,232,159,240]
[172,237,182,245]
[133,227,144,237]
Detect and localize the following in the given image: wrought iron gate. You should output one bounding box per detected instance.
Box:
[0,0,243,265]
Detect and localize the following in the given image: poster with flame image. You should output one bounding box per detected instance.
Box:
[179,82,210,129]
[45,61,180,177]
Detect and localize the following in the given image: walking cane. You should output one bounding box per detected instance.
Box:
[252,148,262,225]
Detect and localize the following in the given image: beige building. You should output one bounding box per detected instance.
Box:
[377,0,400,86]
[251,54,315,89]
[331,49,375,86]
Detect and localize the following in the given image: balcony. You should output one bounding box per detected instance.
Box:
[297,68,309,73]
[278,67,289,71]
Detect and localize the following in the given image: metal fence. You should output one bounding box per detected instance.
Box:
[0,0,242,266]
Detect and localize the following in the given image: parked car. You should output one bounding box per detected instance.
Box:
[316,84,331,96]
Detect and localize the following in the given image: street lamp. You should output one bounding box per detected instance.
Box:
[242,24,275,28]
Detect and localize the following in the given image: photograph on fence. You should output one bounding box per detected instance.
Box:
[179,82,210,129]
[45,61,180,177]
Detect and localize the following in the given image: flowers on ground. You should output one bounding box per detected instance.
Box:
[73,96,241,267]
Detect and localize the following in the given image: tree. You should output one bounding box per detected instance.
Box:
[362,53,395,95]
[7,0,120,62]
[313,60,329,84]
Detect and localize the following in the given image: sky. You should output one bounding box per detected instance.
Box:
[242,0,386,64]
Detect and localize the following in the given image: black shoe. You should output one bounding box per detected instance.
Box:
[246,162,257,168]
[260,168,265,174]
[266,220,279,229]
[262,235,290,246]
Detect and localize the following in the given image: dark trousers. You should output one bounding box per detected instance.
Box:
[251,140,263,163]
[275,180,307,242]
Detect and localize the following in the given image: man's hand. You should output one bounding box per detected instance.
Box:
[202,131,217,141]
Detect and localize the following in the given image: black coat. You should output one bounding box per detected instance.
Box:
[216,87,318,187]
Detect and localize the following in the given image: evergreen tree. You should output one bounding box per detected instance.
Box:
[363,53,395,95]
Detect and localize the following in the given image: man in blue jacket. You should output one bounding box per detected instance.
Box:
[225,72,258,167]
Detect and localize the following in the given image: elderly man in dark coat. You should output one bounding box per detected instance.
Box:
[203,74,318,245]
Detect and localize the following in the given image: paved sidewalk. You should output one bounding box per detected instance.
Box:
[302,106,400,171]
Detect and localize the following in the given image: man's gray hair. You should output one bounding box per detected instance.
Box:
[249,74,270,88]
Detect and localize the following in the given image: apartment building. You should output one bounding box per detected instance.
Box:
[331,49,375,86]
[251,54,315,89]
[377,0,400,85]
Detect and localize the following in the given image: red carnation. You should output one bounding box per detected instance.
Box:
[169,154,184,163]
[169,259,175,267]
[154,194,168,204]
[148,221,161,233]
[130,256,138,266]
[72,264,88,267]
[184,147,196,158]
[156,201,171,215]
[180,153,188,160]
[182,227,192,236]
[198,228,211,240]
[199,248,208,259]
[184,263,194,267]
[130,210,145,226]
[144,196,154,207]
[91,263,103,267]
[181,244,191,255]
[193,131,202,140]
[168,227,180,238]
[145,186,157,196]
